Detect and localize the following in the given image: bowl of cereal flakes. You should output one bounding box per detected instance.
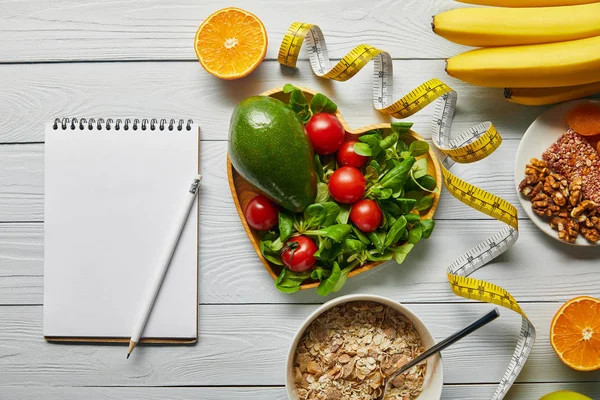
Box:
[286,294,443,400]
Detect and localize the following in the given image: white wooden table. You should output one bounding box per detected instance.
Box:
[1,1,600,398]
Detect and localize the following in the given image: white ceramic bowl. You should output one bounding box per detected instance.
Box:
[286,294,444,399]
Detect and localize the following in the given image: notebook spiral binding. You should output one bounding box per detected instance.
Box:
[52,118,194,132]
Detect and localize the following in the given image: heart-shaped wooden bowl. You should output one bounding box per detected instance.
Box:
[227,87,442,290]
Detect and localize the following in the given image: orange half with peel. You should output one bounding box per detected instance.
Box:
[550,296,600,371]
[194,8,268,80]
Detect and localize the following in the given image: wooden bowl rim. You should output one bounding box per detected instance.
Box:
[227,87,442,290]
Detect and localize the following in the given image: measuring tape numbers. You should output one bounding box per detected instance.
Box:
[279,22,535,399]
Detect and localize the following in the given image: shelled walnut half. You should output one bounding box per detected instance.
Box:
[549,217,579,244]
[519,158,550,198]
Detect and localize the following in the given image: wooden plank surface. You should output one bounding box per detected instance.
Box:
[0,140,550,222]
[0,0,471,63]
[1,304,599,387]
[1,218,599,305]
[0,60,550,144]
[3,383,600,400]
[2,0,600,396]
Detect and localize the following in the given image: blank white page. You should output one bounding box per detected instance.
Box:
[44,122,199,340]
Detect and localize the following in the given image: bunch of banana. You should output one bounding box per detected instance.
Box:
[433,0,600,105]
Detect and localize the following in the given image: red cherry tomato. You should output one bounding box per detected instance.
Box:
[350,199,383,233]
[244,195,278,231]
[305,113,345,155]
[337,141,368,168]
[328,166,366,204]
[281,236,318,272]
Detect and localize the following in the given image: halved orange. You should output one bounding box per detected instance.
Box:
[550,296,600,371]
[194,8,268,80]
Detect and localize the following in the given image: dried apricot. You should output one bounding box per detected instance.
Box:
[566,103,600,136]
[586,135,600,152]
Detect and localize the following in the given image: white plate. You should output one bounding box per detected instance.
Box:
[514,99,600,246]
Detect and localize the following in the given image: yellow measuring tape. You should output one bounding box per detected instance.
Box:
[279,22,535,399]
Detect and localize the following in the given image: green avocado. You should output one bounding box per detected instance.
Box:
[229,96,317,212]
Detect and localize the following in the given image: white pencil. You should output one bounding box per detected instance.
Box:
[127,174,202,358]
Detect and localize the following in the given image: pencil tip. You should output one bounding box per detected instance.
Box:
[127,340,136,359]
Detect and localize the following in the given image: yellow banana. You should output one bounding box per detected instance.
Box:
[458,0,599,6]
[433,3,600,47]
[446,35,600,88]
[505,81,600,105]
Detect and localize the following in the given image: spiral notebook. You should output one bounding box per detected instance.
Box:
[43,118,200,343]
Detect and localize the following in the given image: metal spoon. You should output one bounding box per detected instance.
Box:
[377,308,500,400]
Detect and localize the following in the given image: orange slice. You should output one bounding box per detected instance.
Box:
[194,8,268,80]
[550,296,600,371]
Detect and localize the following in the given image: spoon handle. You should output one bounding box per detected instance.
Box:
[387,308,500,382]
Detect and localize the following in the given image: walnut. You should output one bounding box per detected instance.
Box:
[549,217,563,230]
[531,193,561,216]
[560,184,570,199]
[552,191,567,207]
[571,200,597,219]
[520,159,552,198]
[540,173,569,206]
[585,216,600,230]
[519,178,531,196]
[550,217,579,243]
[525,159,550,180]
[582,227,600,243]
[567,219,579,238]
[523,170,541,184]
[524,181,544,198]
[568,177,583,206]
[543,173,563,192]
[580,216,600,243]
[530,158,548,168]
